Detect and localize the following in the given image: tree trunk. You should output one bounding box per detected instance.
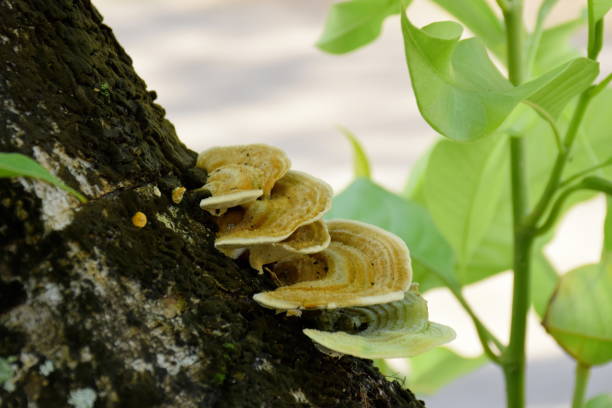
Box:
[0,1,423,407]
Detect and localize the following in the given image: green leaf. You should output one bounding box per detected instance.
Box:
[428,0,505,59]
[316,0,404,54]
[533,17,585,75]
[326,178,458,291]
[420,88,612,285]
[0,152,87,202]
[543,263,612,366]
[402,142,434,203]
[592,0,612,21]
[544,199,612,366]
[407,347,488,395]
[586,394,612,408]
[526,58,599,119]
[400,11,598,140]
[423,135,508,274]
[338,126,371,179]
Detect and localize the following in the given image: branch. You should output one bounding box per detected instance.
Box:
[560,157,612,189]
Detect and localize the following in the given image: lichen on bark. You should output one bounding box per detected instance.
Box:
[0,0,424,406]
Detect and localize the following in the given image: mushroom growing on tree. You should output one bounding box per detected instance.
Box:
[0,3,427,406]
[196,144,291,215]
[248,220,331,273]
[253,219,413,310]
[214,170,333,247]
[304,285,456,358]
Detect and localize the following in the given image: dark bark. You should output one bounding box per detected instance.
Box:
[0,1,424,407]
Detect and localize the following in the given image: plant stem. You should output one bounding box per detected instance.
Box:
[525,91,593,227]
[505,135,532,408]
[571,363,591,408]
[504,2,525,86]
[587,0,604,60]
[560,157,612,188]
[535,185,583,236]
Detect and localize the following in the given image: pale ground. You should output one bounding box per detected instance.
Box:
[95,1,612,406]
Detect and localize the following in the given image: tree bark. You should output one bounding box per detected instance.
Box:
[0,1,423,407]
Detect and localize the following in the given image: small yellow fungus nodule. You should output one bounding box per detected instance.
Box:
[131,211,147,228]
[172,186,187,204]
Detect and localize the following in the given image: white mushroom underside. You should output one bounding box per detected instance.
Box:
[200,189,263,212]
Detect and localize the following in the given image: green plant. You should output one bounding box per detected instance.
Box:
[318,0,612,406]
[0,152,87,202]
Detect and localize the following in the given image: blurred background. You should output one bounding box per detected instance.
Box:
[94,1,612,406]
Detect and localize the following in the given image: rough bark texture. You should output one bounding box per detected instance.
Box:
[0,1,424,407]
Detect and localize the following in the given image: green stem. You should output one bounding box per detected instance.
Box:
[559,157,612,189]
[571,363,591,408]
[587,0,604,60]
[535,185,583,236]
[504,3,525,86]
[525,91,593,227]
[502,1,531,405]
[505,135,532,408]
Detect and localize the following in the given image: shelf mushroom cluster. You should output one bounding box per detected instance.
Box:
[196,144,455,359]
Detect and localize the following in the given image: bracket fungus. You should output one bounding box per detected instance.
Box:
[214,171,333,248]
[196,144,291,215]
[195,143,454,361]
[303,286,456,359]
[252,219,412,310]
[248,220,331,274]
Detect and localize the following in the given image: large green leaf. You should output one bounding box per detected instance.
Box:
[0,152,86,202]
[406,347,487,395]
[526,58,599,119]
[543,263,612,366]
[339,127,371,179]
[532,18,584,76]
[587,394,612,408]
[326,178,458,291]
[543,199,612,366]
[428,0,505,59]
[316,0,403,54]
[423,135,508,274]
[407,86,612,286]
[400,12,598,141]
[402,142,434,204]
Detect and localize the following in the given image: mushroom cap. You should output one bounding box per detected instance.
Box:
[215,170,333,248]
[200,164,265,215]
[197,144,291,214]
[248,220,331,273]
[303,288,455,359]
[252,219,413,310]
